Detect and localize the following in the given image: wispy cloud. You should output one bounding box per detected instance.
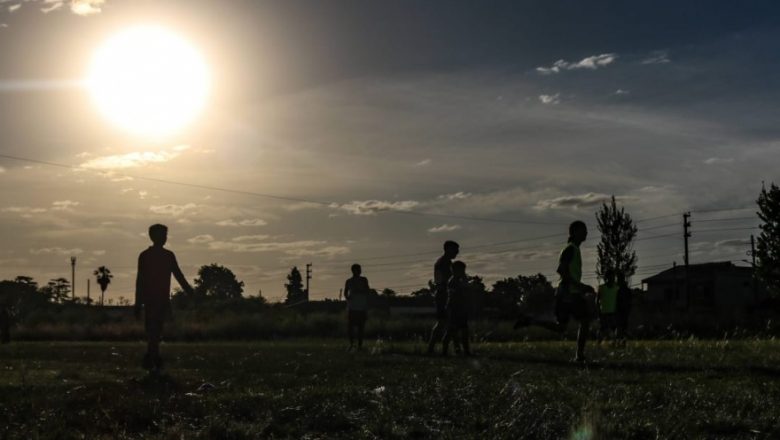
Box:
[536,192,620,210]
[337,199,419,216]
[538,93,560,105]
[187,234,215,244]
[641,50,671,65]
[428,224,461,233]
[283,246,350,258]
[8,4,21,13]
[2,206,47,214]
[536,53,617,74]
[30,247,83,255]
[704,157,734,165]
[80,145,189,170]
[414,158,431,167]
[149,203,198,217]
[231,235,270,242]
[216,218,268,227]
[70,0,104,16]
[51,200,79,211]
[438,192,471,201]
[207,239,327,253]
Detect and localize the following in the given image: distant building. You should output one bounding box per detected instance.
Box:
[640,262,764,317]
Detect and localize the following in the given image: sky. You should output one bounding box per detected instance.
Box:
[0,0,778,302]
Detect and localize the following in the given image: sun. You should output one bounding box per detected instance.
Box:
[87,26,211,139]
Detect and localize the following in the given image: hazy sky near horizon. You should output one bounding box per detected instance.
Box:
[0,0,777,301]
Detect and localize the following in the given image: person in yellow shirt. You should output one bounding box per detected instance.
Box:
[597,270,619,343]
[514,220,596,362]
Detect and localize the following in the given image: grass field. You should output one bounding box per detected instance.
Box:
[1,339,779,439]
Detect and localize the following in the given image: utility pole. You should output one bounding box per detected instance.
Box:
[305,263,312,302]
[750,234,756,267]
[683,213,691,311]
[87,279,91,305]
[70,256,77,302]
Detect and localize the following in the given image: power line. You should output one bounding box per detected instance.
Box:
[0,153,567,226]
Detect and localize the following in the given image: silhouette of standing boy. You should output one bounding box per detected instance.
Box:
[428,240,460,355]
[344,264,370,351]
[135,224,194,372]
[0,303,11,344]
[515,221,596,362]
[442,261,471,356]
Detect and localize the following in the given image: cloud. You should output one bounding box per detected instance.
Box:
[283,201,323,211]
[536,53,617,74]
[187,234,215,244]
[216,218,268,227]
[92,250,106,256]
[428,224,461,233]
[538,93,560,105]
[207,239,327,253]
[715,239,750,249]
[414,159,431,167]
[337,199,419,216]
[641,50,670,65]
[51,200,80,211]
[231,235,270,242]
[41,1,63,13]
[79,145,189,170]
[614,89,630,95]
[149,203,197,216]
[704,157,734,165]
[30,247,83,255]
[536,192,620,210]
[70,0,104,16]
[283,246,350,258]
[2,206,47,214]
[438,192,471,201]
[8,4,21,13]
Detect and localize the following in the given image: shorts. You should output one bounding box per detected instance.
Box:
[448,311,468,330]
[144,301,171,343]
[599,313,617,330]
[348,310,367,327]
[554,288,595,325]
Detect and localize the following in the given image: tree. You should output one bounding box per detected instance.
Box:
[490,273,554,315]
[756,182,780,297]
[43,278,71,303]
[13,276,38,290]
[380,288,397,298]
[285,266,305,304]
[194,264,245,300]
[93,266,113,306]
[596,195,638,281]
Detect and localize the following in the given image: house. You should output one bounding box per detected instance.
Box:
[640,262,763,317]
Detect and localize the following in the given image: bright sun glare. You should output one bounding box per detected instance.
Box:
[87,26,210,139]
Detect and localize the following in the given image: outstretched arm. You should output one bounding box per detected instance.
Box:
[134,254,144,319]
[171,254,195,296]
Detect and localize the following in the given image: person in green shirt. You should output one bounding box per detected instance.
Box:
[597,269,619,342]
[514,220,596,362]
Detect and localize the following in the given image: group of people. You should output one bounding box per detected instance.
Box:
[130,219,631,372]
[341,220,632,363]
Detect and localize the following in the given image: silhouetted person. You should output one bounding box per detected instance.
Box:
[0,304,11,344]
[615,272,632,345]
[427,240,460,355]
[597,269,619,342]
[344,264,370,351]
[135,224,194,372]
[514,221,596,362]
[442,261,471,356]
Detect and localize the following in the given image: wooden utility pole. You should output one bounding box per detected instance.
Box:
[305,263,312,302]
[70,256,77,301]
[683,213,691,310]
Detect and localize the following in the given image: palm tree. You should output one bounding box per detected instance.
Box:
[94,266,113,306]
